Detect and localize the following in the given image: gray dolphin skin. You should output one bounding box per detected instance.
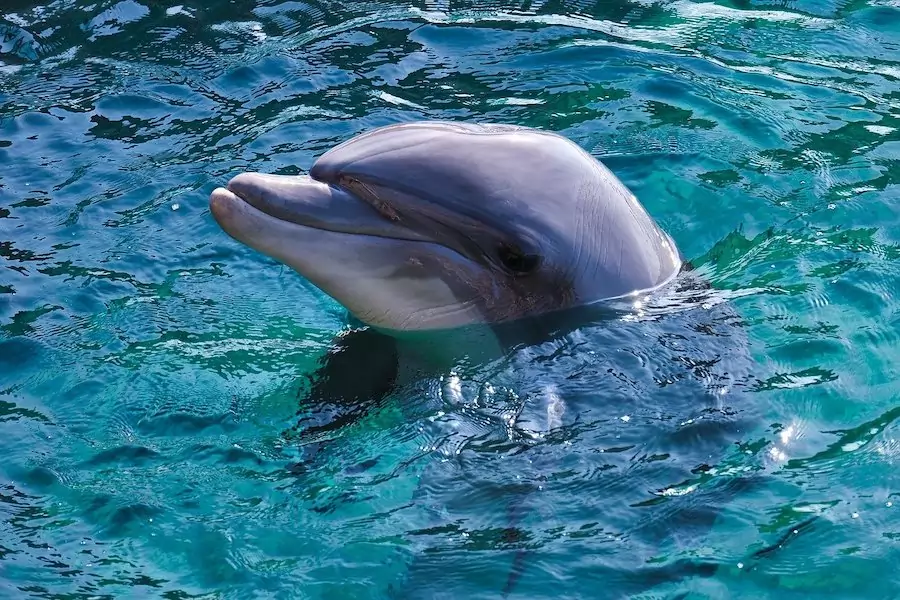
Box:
[209,121,682,332]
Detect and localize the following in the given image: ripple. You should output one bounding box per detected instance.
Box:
[0,21,41,64]
[85,0,151,41]
[2,0,900,597]
[83,444,162,467]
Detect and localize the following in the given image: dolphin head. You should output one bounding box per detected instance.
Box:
[209,121,682,332]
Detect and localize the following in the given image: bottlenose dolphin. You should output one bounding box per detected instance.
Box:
[209,120,683,335]
[207,121,755,597]
[208,118,695,474]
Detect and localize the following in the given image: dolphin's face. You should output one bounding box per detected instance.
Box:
[209,121,681,331]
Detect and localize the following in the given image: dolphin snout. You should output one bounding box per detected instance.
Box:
[209,171,425,240]
[218,172,342,226]
[224,172,281,212]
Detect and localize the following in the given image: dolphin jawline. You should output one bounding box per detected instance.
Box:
[209,170,524,277]
[209,171,683,306]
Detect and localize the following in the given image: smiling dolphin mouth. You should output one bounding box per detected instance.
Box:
[210,172,434,244]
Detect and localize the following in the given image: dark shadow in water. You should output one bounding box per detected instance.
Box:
[282,324,401,472]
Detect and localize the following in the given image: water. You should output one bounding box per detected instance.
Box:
[1,0,899,598]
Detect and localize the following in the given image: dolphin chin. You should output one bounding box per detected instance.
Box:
[209,120,683,332]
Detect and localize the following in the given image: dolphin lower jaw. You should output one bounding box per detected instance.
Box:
[208,182,499,331]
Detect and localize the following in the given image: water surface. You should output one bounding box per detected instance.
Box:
[1,0,900,598]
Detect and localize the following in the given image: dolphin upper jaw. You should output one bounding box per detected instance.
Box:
[213,172,436,245]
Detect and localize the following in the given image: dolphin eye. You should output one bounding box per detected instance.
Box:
[497,244,540,274]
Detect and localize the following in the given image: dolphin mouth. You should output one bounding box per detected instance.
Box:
[210,172,432,243]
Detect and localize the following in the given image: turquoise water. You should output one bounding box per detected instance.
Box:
[2,0,900,598]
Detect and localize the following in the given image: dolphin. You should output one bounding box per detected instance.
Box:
[208,121,758,597]
[209,120,683,335]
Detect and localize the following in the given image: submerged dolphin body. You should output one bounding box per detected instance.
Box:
[209,121,683,334]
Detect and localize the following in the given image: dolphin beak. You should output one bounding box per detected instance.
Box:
[209,172,434,242]
[211,173,378,233]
